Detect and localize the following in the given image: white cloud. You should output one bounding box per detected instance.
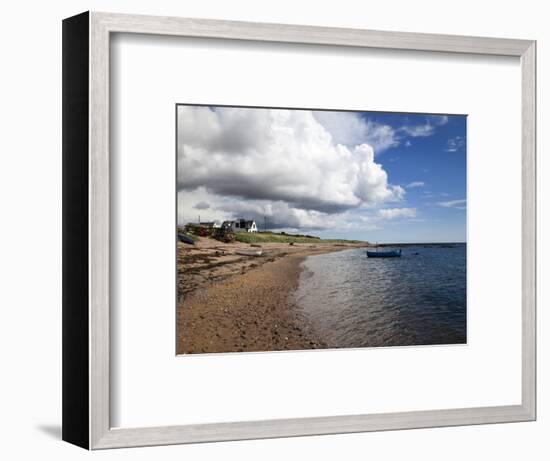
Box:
[178,106,405,229]
[312,111,398,153]
[438,199,467,209]
[400,115,449,138]
[446,136,465,152]
[401,124,435,137]
[406,181,425,188]
[378,208,417,219]
[430,115,449,126]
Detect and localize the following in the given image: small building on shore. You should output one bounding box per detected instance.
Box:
[222,219,258,233]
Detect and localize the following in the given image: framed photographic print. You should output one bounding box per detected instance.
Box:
[63,11,536,449]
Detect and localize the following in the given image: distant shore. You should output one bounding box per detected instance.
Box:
[176,237,366,354]
[374,242,466,247]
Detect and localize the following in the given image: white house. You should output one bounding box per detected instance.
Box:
[222,218,258,233]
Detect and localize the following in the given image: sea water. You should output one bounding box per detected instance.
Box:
[294,244,467,348]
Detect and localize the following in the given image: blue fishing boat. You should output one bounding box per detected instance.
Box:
[366,248,402,258]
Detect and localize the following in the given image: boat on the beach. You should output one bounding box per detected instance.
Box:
[177,232,196,245]
[366,249,402,258]
[235,249,263,257]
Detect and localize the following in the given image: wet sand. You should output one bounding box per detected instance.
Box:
[176,238,366,354]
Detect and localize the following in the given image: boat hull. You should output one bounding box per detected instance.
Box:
[177,233,196,245]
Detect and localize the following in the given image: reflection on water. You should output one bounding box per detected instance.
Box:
[294,244,466,348]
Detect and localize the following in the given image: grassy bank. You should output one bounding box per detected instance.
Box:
[234,231,366,245]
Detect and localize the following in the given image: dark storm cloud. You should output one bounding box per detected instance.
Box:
[179,172,354,214]
[193,201,210,210]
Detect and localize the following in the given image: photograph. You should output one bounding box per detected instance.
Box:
[176,105,467,354]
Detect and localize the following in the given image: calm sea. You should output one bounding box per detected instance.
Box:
[294,244,467,348]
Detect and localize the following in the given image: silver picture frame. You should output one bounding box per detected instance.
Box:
[62,11,536,449]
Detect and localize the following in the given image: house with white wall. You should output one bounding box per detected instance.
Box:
[222,218,258,233]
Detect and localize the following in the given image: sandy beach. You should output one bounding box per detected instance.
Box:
[176,237,366,354]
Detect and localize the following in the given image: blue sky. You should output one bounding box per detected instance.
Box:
[315,111,467,243]
[178,106,467,243]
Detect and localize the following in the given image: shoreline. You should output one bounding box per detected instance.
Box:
[177,239,364,354]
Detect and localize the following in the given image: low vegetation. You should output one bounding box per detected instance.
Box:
[234,231,366,245]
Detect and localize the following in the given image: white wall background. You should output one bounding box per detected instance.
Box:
[0,0,545,459]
